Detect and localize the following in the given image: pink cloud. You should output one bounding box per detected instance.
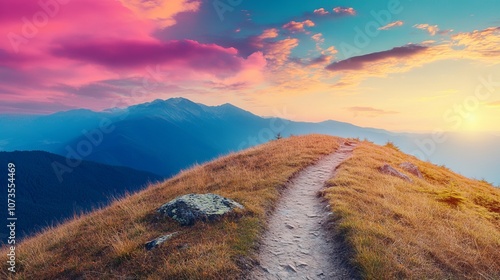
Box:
[0,0,267,113]
[313,8,329,16]
[52,39,246,74]
[333,7,356,16]
[283,20,315,33]
[0,48,35,68]
[0,1,43,23]
[0,0,155,54]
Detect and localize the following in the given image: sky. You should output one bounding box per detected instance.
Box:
[0,0,499,132]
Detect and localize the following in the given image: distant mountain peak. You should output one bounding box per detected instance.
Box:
[51,108,96,116]
[218,103,237,108]
[137,97,199,109]
[165,97,202,109]
[165,97,193,103]
[122,97,260,121]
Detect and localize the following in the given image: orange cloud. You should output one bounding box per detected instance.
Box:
[250,28,280,49]
[413,23,452,36]
[333,7,356,16]
[264,38,300,67]
[312,33,324,43]
[414,23,438,35]
[322,46,338,56]
[347,106,399,117]
[451,27,500,60]
[283,20,315,33]
[379,20,404,30]
[258,28,279,40]
[119,0,200,28]
[311,33,324,51]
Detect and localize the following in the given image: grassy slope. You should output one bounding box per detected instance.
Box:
[322,141,500,279]
[3,135,499,279]
[1,135,341,279]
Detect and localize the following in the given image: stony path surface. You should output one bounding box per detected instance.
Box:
[250,143,358,280]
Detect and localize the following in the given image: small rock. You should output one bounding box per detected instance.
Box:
[399,162,423,178]
[285,224,295,229]
[379,164,412,182]
[144,232,179,250]
[157,193,243,226]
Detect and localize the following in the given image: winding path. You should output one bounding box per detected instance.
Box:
[250,142,358,280]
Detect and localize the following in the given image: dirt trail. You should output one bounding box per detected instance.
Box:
[250,143,358,280]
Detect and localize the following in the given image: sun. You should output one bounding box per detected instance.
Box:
[463,113,482,132]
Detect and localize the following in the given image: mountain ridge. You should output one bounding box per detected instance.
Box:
[0,97,499,185]
[0,150,163,239]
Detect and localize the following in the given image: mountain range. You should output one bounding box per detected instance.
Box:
[0,151,162,239]
[1,97,498,185]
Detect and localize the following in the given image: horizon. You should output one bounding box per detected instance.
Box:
[0,1,499,132]
[3,96,500,135]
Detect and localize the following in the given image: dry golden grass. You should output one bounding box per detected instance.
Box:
[1,135,341,280]
[322,141,500,280]
[3,135,499,279]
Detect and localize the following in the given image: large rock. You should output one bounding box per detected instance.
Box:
[157,193,244,226]
[379,164,412,182]
[399,162,423,178]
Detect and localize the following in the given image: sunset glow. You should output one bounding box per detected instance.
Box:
[1,0,499,132]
